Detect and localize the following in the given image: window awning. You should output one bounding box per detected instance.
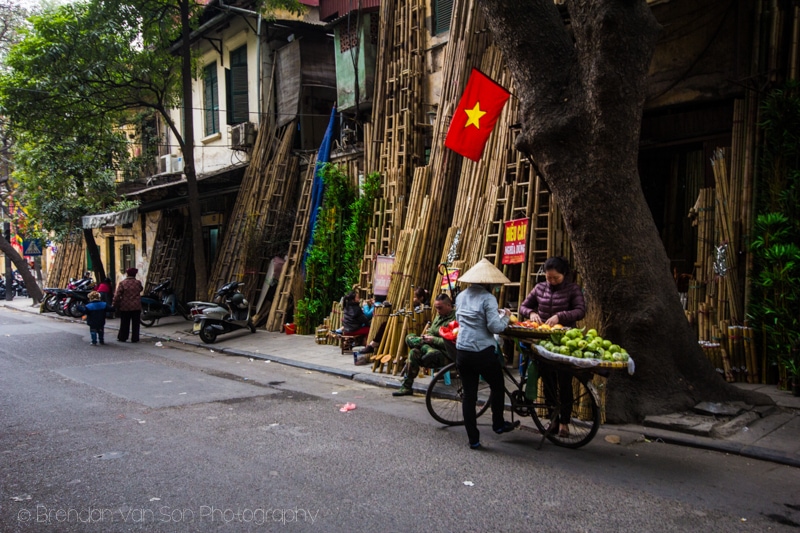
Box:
[81,207,139,229]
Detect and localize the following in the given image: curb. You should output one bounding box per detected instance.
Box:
[613,424,800,469]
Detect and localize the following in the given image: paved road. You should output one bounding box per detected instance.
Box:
[1,308,799,532]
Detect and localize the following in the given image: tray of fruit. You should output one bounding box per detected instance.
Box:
[503,318,569,339]
[533,328,635,375]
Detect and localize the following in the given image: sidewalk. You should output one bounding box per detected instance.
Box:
[3,296,799,467]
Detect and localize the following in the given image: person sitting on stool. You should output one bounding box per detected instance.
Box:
[393,293,456,397]
[342,290,382,363]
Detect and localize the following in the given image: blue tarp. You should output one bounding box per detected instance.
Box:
[303,107,336,268]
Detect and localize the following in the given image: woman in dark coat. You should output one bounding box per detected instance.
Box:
[519,257,586,438]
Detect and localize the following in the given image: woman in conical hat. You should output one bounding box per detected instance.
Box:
[455,258,519,449]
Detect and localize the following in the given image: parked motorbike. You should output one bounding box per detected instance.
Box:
[41,288,69,314]
[61,274,96,317]
[64,288,93,318]
[0,271,27,299]
[190,281,256,344]
[40,274,94,315]
[140,279,191,326]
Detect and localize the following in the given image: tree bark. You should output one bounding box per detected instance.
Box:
[479,0,770,421]
[0,235,43,302]
[82,228,106,282]
[179,0,208,300]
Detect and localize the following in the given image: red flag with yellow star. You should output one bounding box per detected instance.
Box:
[444,68,511,161]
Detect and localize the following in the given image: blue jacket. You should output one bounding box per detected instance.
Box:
[78,301,111,329]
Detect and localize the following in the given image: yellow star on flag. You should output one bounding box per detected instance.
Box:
[464,102,487,129]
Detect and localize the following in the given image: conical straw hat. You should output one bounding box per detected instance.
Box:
[459,258,511,285]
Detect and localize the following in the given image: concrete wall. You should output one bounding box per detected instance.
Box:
[166,18,262,178]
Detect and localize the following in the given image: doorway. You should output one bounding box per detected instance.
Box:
[106,236,116,284]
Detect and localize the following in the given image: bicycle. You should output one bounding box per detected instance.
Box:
[425,339,602,449]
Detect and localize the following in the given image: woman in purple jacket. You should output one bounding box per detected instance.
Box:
[519,256,586,437]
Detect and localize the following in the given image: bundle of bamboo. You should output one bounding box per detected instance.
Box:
[207,120,300,321]
[359,0,429,290]
[265,155,317,331]
[46,233,85,288]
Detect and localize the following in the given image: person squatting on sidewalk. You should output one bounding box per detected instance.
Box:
[393,293,456,396]
[78,291,113,346]
[113,267,143,343]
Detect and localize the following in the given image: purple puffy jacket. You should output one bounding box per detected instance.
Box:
[519,281,586,327]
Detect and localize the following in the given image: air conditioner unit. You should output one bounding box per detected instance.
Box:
[231,122,256,150]
[158,154,184,174]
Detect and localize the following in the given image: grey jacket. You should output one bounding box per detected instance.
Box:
[455,285,509,353]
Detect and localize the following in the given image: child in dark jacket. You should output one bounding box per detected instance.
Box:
[79,291,112,346]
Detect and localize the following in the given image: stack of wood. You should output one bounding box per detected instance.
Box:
[265,155,317,331]
[359,0,428,289]
[207,120,300,323]
[46,233,85,288]
[687,145,759,382]
[143,213,190,297]
[363,1,573,366]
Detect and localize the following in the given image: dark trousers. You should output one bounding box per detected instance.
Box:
[540,364,574,422]
[118,310,141,342]
[457,346,506,445]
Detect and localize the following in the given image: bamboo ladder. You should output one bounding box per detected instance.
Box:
[265,155,317,331]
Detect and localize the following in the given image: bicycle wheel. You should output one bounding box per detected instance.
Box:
[425,363,491,426]
[530,368,600,449]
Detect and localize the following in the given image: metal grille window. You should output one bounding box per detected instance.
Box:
[226,45,250,125]
[203,62,219,136]
[120,243,135,273]
[434,0,453,34]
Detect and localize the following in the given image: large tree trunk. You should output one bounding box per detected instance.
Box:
[0,235,43,302]
[82,228,106,282]
[179,0,208,300]
[479,0,770,421]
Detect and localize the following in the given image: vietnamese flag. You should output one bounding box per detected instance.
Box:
[444,68,511,161]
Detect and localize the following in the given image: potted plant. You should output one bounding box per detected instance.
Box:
[783,358,800,396]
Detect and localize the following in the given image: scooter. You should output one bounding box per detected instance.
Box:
[140,279,191,326]
[190,281,256,344]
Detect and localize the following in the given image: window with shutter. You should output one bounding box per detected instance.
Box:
[434,0,453,34]
[226,45,249,125]
[203,62,219,136]
[120,244,135,272]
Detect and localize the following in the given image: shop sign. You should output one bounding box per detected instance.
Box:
[502,218,528,265]
[373,255,394,297]
[440,268,460,289]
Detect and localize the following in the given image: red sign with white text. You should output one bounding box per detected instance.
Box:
[502,218,528,265]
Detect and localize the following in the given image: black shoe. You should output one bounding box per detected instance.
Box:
[494,420,521,434]
[392,387,413,397]
[469,442,483,450]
